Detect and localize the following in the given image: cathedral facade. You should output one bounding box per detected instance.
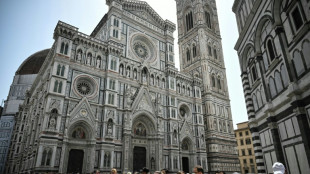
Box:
[5,0,239,173]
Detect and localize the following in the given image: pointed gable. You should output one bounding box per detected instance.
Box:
[68,97,96,125]
[122,0,166,28]
[131,86,156,115]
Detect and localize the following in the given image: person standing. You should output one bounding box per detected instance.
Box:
[272,162,286,174]
[193,165,204,174]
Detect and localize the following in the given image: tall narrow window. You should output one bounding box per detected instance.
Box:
[60,42,65,54]
[58,81,62,93]
[217,78,222,89]
[291,7,303,31]
[205,11,211,29]
[251,66,258,82]
[213,49,218,59]
[57,64,61,75]
[193,45,197,58]
[293,51,305,77]
[186,49,191,62]
[267,40,276,61]
[54,81,58,92]
[61,65,65,76]
[64,43,69,55]
[186,11,194,31]
[212,75,215,87]
[208,45,212,56]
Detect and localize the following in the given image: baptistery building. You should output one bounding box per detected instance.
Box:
[233,0,310,174]
[5,0,239,173]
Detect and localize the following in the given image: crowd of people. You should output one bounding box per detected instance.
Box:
[91,162,287,174]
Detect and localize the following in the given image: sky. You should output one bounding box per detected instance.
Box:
[0,0,247,128]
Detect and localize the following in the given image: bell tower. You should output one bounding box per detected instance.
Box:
[176,0,240,173]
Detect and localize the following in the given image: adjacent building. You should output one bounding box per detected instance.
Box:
[235,121,257,174]
[5,0,239,173]
[233,0,310,174]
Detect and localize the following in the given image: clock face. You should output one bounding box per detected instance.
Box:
[130,33,157,63]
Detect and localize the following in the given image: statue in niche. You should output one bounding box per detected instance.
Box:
[134,123,146,136]
[96,57,101,68]
[107,121,113,136]
[86,54,91,65]
[120,65,123,75]
[72,127,86,139]
[126,67,130,77]
[142,72,146,82]
[133,70,137,79]
[48,117,56,129]
[76,51,82,62]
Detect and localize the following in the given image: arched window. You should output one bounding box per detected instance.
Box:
[211,75,216,87]
[151,74,155,85]
[217,78,222,90]
[267,39,276,62]
[53,81,59,92]
[57,64,61,75]
[186,11,194,31]
[213,49,218,59]
[269,77,277,98]
[193,45,197,58]
[186,49,191,62]
[275,71,284,93]
[64,43,69,55]
[156,76,160,86]
[58,81,62,93]
[293,50,305,77]
[177,84,181,93]
[187,87,191,96]
[280,65,289,87]
[61,65,65,76]
[257,90,263,108]
[205,11,211,28]
[252,94,258,111]
[41,148,52,166]
[302,41,310,68]
[103,152,111,167]
[60,42,65,54]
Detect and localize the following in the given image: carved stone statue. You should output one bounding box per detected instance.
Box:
[77,52,82,62]
[86,54,91,65]
[96,58,101,68]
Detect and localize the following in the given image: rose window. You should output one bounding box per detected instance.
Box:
[73,75,98,97]
[77,81,91,95]
[134,42,149,59]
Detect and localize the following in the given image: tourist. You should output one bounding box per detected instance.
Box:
[111,168,117,174]
[272,162,286,174]
[154,171,161,174]
[161,169,168,174]
[141,167,150,174]
[177,170,185,174]
[193,165,204,174]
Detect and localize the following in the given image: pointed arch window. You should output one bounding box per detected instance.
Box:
[61,65,65,76]
[269,77,277,98]
[267,39,276,62]
[213,49,218,59]
[186,49,191,62]
[53,80,58,92]
[41,148,52,166]
[211,75,216,87]
[293,50,305,77]
[60,42,69,55]
[193,44,197,58]
[217,78,222,90]
[186,11,194,31]
[205,11,211,29]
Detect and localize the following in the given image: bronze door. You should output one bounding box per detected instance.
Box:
[67,149,84,174]
[182,157,189,173]
[133,146,146,172]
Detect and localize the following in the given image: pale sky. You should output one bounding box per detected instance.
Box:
[0,0,247,128]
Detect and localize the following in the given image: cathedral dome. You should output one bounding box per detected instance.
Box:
[16,49,50,75]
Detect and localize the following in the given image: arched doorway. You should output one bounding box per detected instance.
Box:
[181,137,193,173]
[67,149,84,174]
[133,146,146,172]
